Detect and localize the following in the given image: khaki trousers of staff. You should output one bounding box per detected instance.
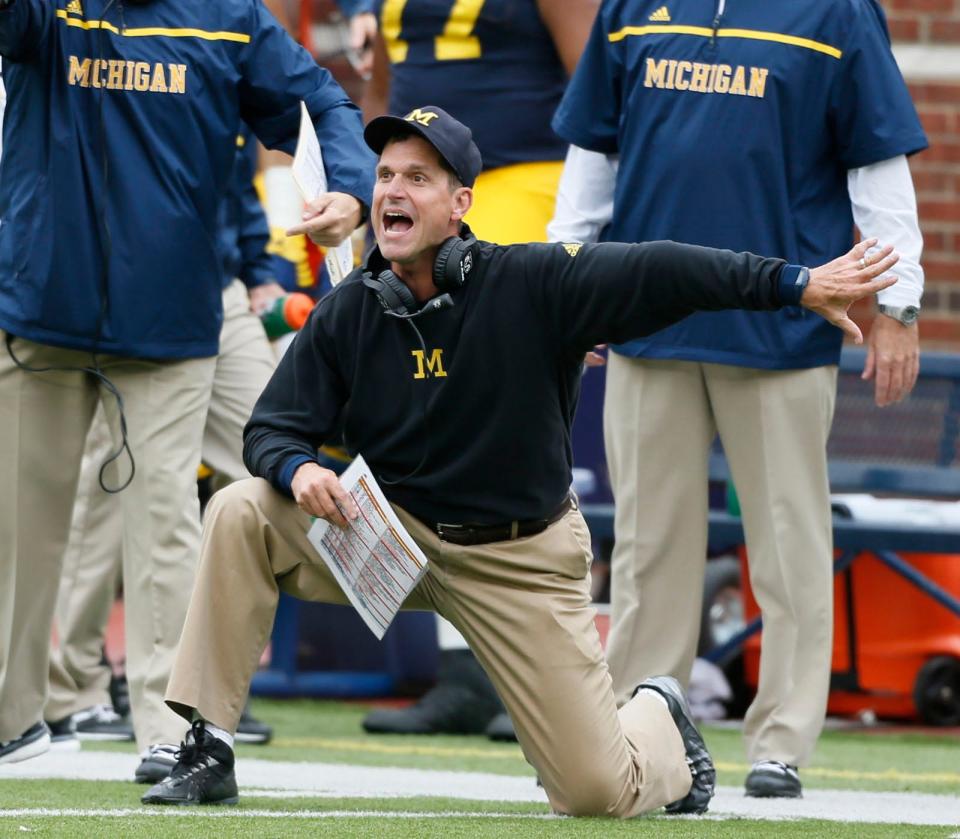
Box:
[45,400,122,721]
[166,478,692,817]
[44,280,276,730]
[603,354,837,767]
[0,331,215,747]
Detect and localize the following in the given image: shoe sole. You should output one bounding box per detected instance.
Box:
[639,676,716,815]
[76,732,135,742]
[745,780,802,799]
[0,732,51,765]
[141,796,239,806]
[234,732,271,744]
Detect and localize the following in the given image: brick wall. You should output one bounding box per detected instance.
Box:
[885,0,960,349]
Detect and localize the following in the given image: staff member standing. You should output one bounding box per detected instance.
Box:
[144,107,896,811]
[550,0,926,798]
[0,0,373,767]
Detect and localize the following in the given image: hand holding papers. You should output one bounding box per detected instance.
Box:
[291,101,355,285]
[307,456,428,639]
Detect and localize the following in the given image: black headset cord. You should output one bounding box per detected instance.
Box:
[376,316,434,487]
[4,334,136,493]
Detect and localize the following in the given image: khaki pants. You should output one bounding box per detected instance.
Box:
[44,281,276,737]
[603,354,837,767]
[0,331,215,746]
[166,479,692,817]
[46,401,122,721]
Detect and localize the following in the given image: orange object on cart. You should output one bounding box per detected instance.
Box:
[739,547,960,723]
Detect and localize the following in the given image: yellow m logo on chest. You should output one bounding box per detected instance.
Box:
[412,348,446,379]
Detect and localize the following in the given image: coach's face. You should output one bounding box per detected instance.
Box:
[373,136,471,266]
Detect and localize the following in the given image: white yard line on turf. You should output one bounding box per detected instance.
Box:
[2,752,959,826]
[0,809,561,819]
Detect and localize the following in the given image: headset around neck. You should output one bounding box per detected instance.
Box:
[362,223,478,318]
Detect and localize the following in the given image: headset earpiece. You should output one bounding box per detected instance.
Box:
[362,269,417,315]
[433,224,478,292]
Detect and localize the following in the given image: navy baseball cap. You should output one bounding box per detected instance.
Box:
[364,106,483,188]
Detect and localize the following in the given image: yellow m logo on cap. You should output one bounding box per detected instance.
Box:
[405,109,439,127]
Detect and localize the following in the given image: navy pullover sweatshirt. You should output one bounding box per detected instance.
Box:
[244,239,802,526]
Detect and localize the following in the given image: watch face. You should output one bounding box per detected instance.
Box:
[902,306,920,325]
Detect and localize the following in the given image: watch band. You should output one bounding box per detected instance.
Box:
[777,264,809,307]
[878,304,920,326]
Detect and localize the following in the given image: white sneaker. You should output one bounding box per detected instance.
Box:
[71,704,134,741]
[0,722,51,764]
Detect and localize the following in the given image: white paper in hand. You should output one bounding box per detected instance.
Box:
[291,101,354,285]
[307,455,429,639]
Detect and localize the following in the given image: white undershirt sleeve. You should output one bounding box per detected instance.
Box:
[847,155,924,309]
[547,145,618,245]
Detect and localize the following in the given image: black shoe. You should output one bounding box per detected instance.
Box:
[141,721,239,806]
[745,760,802,798]
[72,705,134,742]
[135,743,179,784]
[485,712,518,742]
[0,722,51,765]
[235,703,273,745]
[45,716,81,752]
[363,650,503,735]
[109,671,131,719]
[636,676,716,815]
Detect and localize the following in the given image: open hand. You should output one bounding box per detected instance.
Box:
[803,239,899,344]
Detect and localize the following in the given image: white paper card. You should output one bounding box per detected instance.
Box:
[291,101,354,286]
[307,455,429,639]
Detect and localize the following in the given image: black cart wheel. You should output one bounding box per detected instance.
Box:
[913,656,960,726]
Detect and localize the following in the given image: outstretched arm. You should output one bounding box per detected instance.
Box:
[522,238,898,355]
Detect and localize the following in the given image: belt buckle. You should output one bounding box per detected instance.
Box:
[436,522,464,541]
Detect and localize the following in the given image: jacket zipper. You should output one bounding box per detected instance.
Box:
[712,0,726,45]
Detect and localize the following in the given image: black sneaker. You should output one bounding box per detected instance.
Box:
[235,703,273,745]
[46,716,81,752]
[72,705,134,742]
[636,676,716,815]
[362,649,503,735]
[135,743,179,784]
[745,760,802,798]
[141,721,239,806]
[0,722,51,765]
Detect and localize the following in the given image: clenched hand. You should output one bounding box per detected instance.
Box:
[291,462,358,529]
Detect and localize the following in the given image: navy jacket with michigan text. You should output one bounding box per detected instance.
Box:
[0,0,375,359]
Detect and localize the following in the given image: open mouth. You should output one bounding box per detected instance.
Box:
[383,210,414,235]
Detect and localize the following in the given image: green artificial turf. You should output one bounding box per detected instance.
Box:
[3,697,958,839]
[83,697,960,793]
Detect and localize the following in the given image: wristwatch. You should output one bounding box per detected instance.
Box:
[878,304,920,326]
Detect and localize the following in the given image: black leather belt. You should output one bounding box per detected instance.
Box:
[430,495,575,546]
